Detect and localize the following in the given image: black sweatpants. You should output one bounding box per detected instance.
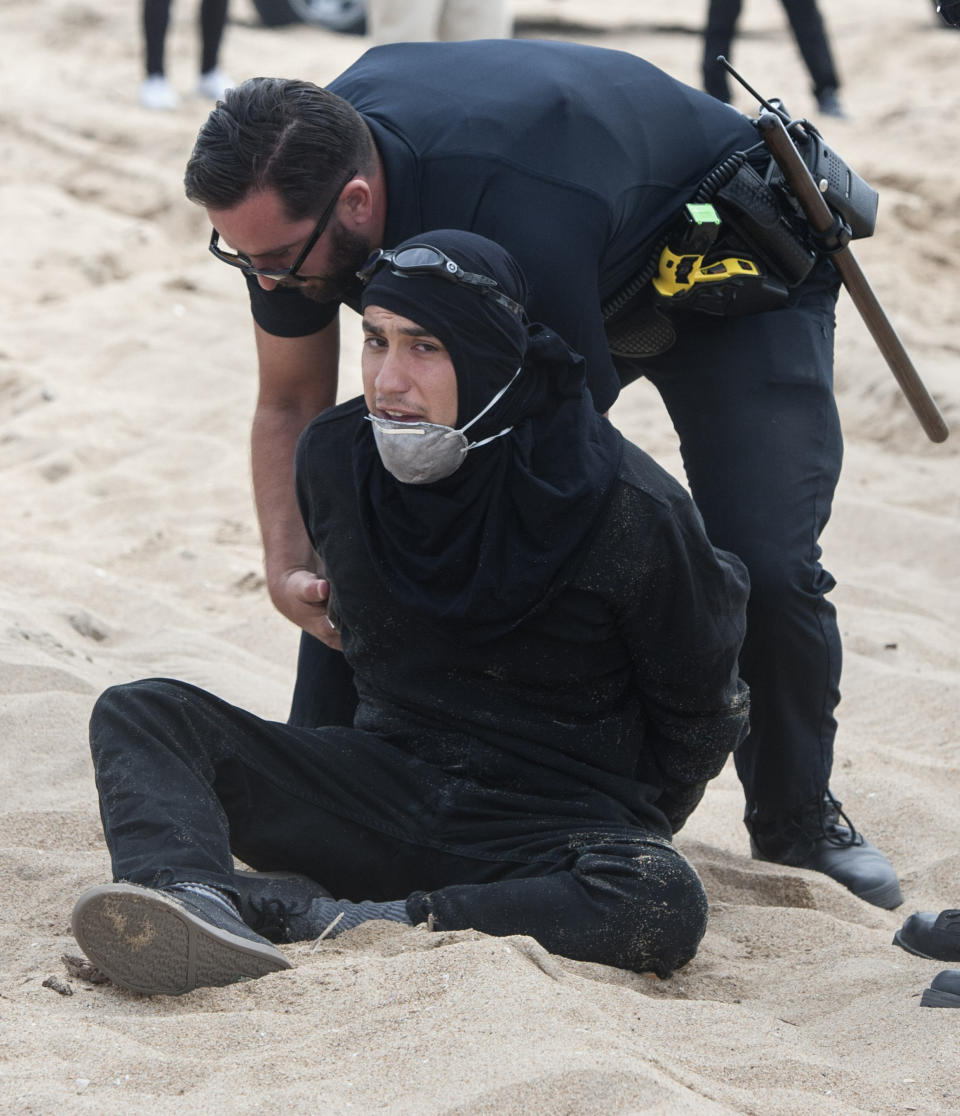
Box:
[90,678,709,976]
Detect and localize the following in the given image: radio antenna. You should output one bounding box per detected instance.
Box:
[715,56,791,123]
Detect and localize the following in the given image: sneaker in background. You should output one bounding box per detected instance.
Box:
[816,87,846,118]
[139,74,179,111]
[196,67,233,101]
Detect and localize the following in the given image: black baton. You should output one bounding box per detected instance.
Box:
[756,112,949,444]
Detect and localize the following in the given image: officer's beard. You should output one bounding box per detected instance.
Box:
[290,220,372,305]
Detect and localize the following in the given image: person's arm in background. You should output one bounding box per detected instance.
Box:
[251,318,343,650]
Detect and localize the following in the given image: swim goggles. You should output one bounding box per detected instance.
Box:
[357,244,525,318]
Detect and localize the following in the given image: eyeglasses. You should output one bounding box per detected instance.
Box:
[356,244,525,318]
[208,167,358,282]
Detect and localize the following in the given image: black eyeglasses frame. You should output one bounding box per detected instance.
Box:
[208,167,358,282]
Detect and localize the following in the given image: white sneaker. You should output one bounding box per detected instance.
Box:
[139,75,179,111]
[196,67,233,101]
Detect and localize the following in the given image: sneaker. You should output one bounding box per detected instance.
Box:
[71,882,291,995]
[139,75,179,111]
[893,909,960,961]
[233,869,414,941]
[816,87,846,118]
[921,970,960,1009]
[746,790,903,910]
[233,869,334,943]
[196,67,232,101]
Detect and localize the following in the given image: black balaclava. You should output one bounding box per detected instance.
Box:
[353,228,623,641]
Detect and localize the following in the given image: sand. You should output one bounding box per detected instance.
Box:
[1,0,958,1112]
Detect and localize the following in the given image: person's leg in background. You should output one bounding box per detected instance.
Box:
[702,0,742,102]
[780,0,845,116]
[140,0,179,109]
[623,264,901,909]
[196,0,232,100]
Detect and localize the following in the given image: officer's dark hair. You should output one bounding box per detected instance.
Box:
[183,76,376,221]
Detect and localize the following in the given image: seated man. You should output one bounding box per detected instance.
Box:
[72,230,751,996]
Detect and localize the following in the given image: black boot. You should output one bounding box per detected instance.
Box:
[893,909,960,961]
[921,970,960,1009]
[745,790,903,910]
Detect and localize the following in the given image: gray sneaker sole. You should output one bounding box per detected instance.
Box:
[71,883,291,996]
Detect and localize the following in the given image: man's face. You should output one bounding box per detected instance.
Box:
[361,306,458,428]
[207,187,372,304]
[298,219,372,305]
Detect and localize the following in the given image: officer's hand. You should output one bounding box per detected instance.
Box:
[271,568,343,651]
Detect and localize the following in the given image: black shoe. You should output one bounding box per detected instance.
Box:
[71,882,291,995]
[893,909,960,961]
[746,790,903,910]
[233,869,334,943]
[816,87,846,118]
[921,970,960,1008]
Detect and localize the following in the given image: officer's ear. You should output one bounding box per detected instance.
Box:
[341,177,374,226]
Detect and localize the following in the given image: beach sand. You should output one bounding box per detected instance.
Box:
[1,0,958,1111]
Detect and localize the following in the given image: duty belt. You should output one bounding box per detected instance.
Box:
[602,118,877,359]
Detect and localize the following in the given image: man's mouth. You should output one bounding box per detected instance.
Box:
[378,407,423,422]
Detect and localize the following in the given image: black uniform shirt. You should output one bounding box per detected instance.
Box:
[248,40,759,411]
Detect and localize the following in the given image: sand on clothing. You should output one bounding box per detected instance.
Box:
[0,0,957,1112]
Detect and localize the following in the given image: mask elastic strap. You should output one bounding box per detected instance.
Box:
[463,425,513,451]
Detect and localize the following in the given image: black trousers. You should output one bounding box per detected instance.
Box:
[625,263,843,815]
[90,678,708,975]
[702,0,841,101]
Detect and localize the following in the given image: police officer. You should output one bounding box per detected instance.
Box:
[183,39,902,909]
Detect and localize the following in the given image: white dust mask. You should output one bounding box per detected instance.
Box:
[367,367,522,485]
